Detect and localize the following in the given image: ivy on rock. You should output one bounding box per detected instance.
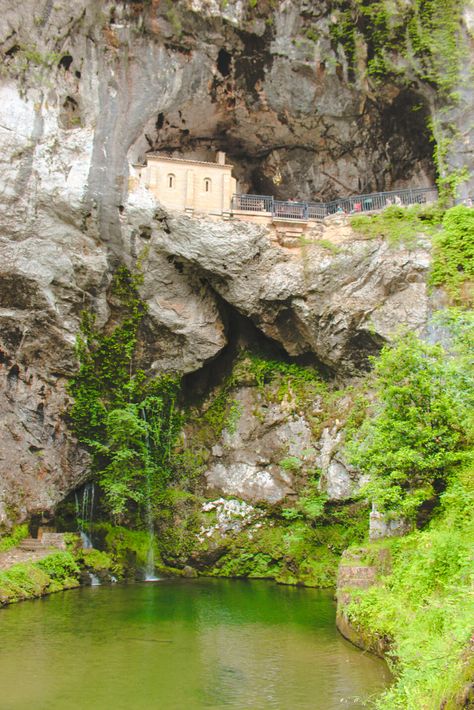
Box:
[69,266,182,519]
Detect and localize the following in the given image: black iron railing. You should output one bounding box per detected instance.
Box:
[231,194,274,212]
[231,187,439,221]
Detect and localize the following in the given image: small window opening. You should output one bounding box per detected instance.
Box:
[204,178,212,193]
[168,174,176,188]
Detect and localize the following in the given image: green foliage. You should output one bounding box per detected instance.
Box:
[0,564,50,605]
[0,552,81,606]
[350,204,444,246]
[282,476,328,522]
[75,548,119,576]
[201,388,241,439]
[298,487,328,520]
[328,6,358,69]
[205,503,369,587]
[20,46,64,68]
[279,456,302,472]
[234,352,321,392]
[405,0,465,93]
[435,309,474,430]
[430,205,474,304]
[36,551,80,583]
[69,266,182,517]
[92,522,160,577]
[428,119,470,203]
[345,465,474,708]
[347,325,471,520]
[329,0,465,92]
[0,524,28,552]
[313,238,342,254]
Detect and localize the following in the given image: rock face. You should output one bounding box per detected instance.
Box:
[204,387,310,504]
[317,424,369,501]
[195,382,367,506]
[0,360,89,526]
[369,508,412,541]
[153,212,432,374]
[0,0,469,524]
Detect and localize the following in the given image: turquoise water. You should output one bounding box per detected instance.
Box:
[0,579,390,709]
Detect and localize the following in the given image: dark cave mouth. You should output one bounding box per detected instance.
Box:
[182,299,329,407]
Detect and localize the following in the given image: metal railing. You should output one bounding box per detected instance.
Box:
[273,200,308,219]
[231,186,438,221]
[231,194,274,212]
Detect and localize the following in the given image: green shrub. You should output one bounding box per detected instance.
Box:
[36,551,80,583]
[0,564,50,604]
[347,327,471,520]
[430,205,474,304]
[0,523,28,552]
[0,552,81,606]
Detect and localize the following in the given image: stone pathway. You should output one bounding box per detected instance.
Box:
[0,540,58,572]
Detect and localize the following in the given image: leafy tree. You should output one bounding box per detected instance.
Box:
[347,327,471,520]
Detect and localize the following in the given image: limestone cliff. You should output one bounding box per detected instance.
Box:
[0,0,469,525]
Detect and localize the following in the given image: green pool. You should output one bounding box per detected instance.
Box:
[0,579,390,709]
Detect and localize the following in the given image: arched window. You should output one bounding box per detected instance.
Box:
[167,173,176,188]
[204,178,212,193]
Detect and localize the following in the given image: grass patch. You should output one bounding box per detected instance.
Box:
[0,551,81,606]
[350,204,445,246]
[313,238,342,254]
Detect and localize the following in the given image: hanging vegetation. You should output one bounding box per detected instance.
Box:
[68,266,182,519]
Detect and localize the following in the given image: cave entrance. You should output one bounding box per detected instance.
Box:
[182,299,328,406]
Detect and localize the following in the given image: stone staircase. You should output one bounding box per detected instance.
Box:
[335,546,392,657]
[0,533,68,572]
[18,538,49,552]
[18,533,66,552]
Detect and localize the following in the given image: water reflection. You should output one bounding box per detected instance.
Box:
[0,579,390,709]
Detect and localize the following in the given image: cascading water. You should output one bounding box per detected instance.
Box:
[142,408,159,582]
[75,482,95,549]
[88,572,101,586]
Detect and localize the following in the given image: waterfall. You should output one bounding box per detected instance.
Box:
[75,482,95,549]
[142,408,160,582]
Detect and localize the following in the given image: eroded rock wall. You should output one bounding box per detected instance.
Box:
[0,0,469,524]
